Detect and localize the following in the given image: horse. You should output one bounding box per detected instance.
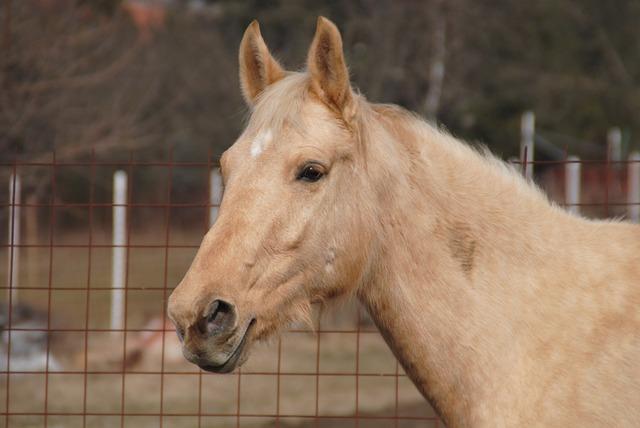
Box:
[167,17,640,427]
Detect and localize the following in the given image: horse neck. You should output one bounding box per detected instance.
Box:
[355,106,569,425]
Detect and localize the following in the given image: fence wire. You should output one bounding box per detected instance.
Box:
[1,153,639,428]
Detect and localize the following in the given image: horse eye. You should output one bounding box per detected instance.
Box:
[297,164,325,182]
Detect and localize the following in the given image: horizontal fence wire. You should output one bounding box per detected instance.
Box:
[1,153,639,428]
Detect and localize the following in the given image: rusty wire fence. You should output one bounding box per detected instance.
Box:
[0,152,639,428]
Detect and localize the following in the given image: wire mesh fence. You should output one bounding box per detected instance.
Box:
[0,152,639,427]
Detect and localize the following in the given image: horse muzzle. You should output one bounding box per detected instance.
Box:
[168,297,255,373]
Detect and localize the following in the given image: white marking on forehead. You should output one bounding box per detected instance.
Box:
[250,128,273,158]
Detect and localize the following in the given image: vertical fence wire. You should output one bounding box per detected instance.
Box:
[605,143,611,218]
[81,150,96,428]
[314,307,322,428]
[629,152,640,223]
[355,307,362,427]
[198,150,212,428]
[159,150,174,428]
[235,362,242,427]
[43,152,56,427]
[275,337,282,428]
[4,160,18,427]
[119,155,134,428]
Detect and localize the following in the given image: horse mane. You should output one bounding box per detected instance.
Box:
[358,98,556,210]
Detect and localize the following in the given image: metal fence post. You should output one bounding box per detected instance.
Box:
[520,111,535,181]
[607,127,622,165]
[565,156,581,215]
[7,173,20,303]
[111,170,127,332]
[209,168,223,227]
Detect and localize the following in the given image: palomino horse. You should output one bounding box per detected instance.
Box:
[168,17,640,427]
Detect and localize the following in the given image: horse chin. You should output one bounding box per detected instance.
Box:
[199,348,250,374]
[198,320,255,373]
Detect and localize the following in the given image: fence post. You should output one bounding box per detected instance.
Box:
[565,156,581,215]
[628,152,640,223]
[607,127,622,165]
[111,170,127,332]
[25,194,39,289]
[7,173,20,303]
[209,168,223,228]
[520,111,535,180]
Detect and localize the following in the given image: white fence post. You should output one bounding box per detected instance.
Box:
[7,173,20,303]
[628,152,640,223]
[565,156,581,215]
[209,168,223,227]
[111,170,127,332]
[520,111,535,181]
[607,127,622,165]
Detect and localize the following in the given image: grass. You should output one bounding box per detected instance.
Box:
[0,228,437,427]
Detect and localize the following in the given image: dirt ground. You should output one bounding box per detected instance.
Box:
[0,230,439,427]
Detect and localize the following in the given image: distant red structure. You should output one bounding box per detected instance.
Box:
[34,0,167,41]
[122,0,167,41]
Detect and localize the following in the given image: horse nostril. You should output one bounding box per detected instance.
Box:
[198,299,236,337]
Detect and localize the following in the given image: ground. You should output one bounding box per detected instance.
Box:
[0,229,438,427]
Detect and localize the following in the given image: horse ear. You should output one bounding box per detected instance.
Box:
[307,17,354,117]
[239,20,285,106]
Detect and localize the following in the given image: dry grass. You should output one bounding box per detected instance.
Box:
[0,229,436,427]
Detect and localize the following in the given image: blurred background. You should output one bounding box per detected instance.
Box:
[3,0,640,225]
[1,1,639,427]
[0,0,640,217]
[4,1,640,158]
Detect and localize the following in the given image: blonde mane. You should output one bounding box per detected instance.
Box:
[365,99,554,203]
